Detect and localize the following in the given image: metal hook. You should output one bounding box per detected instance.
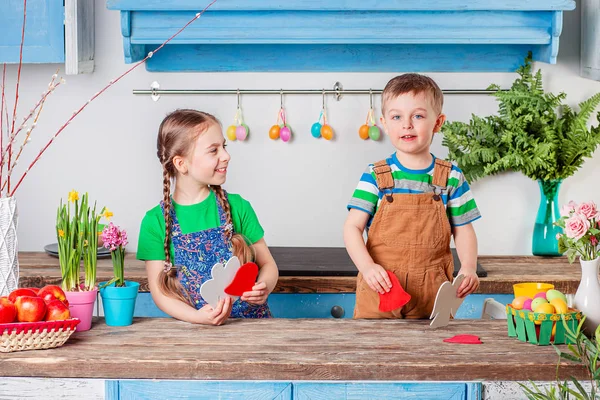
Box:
[236,89,241,109]
[322,89,326,110]
[280,89,284,109]
[369,89,373,110]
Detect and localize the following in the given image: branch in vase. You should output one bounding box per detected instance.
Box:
[8,0,217,197]
[9,0,28,195]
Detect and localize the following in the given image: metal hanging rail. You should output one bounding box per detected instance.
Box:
[133,81,499,102]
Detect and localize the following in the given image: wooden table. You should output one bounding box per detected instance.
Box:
[0,318,585,381]
[18,250,588,294]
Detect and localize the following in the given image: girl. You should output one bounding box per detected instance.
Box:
[137,109,278,325]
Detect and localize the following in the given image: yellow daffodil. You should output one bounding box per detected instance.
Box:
[58,229,65,237]
[68,190,79,202]
[103,209,114,220]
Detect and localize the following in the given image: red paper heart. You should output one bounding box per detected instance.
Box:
[224,262,259,296]
[378,270,411,312]
[443,334,483,344]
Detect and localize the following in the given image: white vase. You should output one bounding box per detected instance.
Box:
[0,197,19,296]
[573,257,600,336]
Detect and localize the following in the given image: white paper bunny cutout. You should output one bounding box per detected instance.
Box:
[199,256,242,308]
[429,274,466,329]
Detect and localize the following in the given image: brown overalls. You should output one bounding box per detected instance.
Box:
[354,158,454,319]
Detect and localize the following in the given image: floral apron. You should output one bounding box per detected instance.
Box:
[161,192,271,318]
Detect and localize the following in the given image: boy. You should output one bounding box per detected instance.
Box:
[344,73,481,319]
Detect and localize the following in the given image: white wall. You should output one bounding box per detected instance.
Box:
[3,1,599,255]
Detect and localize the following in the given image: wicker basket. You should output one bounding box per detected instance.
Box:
[0,319,80,353]
[506,305,582,345]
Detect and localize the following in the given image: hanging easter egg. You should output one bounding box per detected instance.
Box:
[358,124,370,140]
[311,122,322,138]
[280,125,292,142]
[368,125,381,141]
[269,124,281,140]
[236,123,249,141]
[226,125,237,141]
[321,124,334,141]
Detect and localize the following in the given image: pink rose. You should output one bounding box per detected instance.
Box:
[560,201,578,217]
[576,201,598,220]
[591,236,599,247]
[564,214,591,241]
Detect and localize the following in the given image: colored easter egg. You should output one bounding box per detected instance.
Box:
[511,296,530,310]
[549,298,568,314]
[546,289,567,304]
[269,124,281,140]
[530,297,548,311]
[534,292,547,300]
[368,125,381,141]
[523,298,533,311]
[226,125,237,141]
[321,124,334,141]
[358,124,370,140]
[534,302,555,325]
[236,124,249,141]
[280,126,292,142]
[311,122,322,138]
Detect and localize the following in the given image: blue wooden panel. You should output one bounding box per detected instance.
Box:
[292,382,472,400]
[466,382,483,400]
[454,294,513,319]
[269,293,356,319]
[107,0,575,12]
[0,0,65,63]
[105,0,574,71]
[109,380,292,400]
[132,292,511,319]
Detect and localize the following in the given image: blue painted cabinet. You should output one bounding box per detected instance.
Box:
[106,0,575,72]
[105,381,481,400]
[126,292,512,319]
[293,382,482,400]
[106,380,293,400]
[0,0,65,63]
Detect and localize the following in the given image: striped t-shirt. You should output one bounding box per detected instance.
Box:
[347,153,481,228]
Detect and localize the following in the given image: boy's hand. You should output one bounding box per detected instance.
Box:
[361,263,392,294]
[241,281,269,305]
[456,269,479,298]
[198,297,232,325]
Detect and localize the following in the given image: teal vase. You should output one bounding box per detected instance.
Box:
[532,179,563,256]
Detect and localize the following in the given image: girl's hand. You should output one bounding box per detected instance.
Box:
[456,269,479,298]
[241,281,269,305]
[198,297,232,325]
[362,263,392,294]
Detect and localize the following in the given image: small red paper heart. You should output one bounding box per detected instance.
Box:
[224,262,259,296]
[443,334,483,344]
[378,270,411,312]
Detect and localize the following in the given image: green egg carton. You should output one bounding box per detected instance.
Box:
[506,305,582,345]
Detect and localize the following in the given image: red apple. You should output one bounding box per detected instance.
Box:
[45,299,70,321]
[38,285,69,307]
[23,287,40,295]
[0,297,17,323]
[8,288,38,303]
[15,296,46,322]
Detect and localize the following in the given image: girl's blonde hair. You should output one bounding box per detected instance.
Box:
[156,109,254,306]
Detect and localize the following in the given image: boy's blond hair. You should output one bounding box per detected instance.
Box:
[381,73,444,115]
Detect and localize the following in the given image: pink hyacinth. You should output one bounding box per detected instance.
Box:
[101,222,128,251]
[576,201,598,220]
[564,213,591,241]
[560,201,578,217]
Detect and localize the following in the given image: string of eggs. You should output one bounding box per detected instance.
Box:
[226,90,383,142]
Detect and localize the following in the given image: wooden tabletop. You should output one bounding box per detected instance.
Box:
[0,318,585,381]
[18,250,589,294]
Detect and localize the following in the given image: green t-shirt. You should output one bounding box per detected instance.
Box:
[136,191,264,261]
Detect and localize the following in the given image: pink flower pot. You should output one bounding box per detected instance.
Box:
[65,287,98,331]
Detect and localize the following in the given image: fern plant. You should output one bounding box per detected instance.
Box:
[441,54,600,184]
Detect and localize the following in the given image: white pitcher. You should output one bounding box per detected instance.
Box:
[574,257,600,336]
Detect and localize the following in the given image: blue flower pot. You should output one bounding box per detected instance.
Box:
[99,280,139,326]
